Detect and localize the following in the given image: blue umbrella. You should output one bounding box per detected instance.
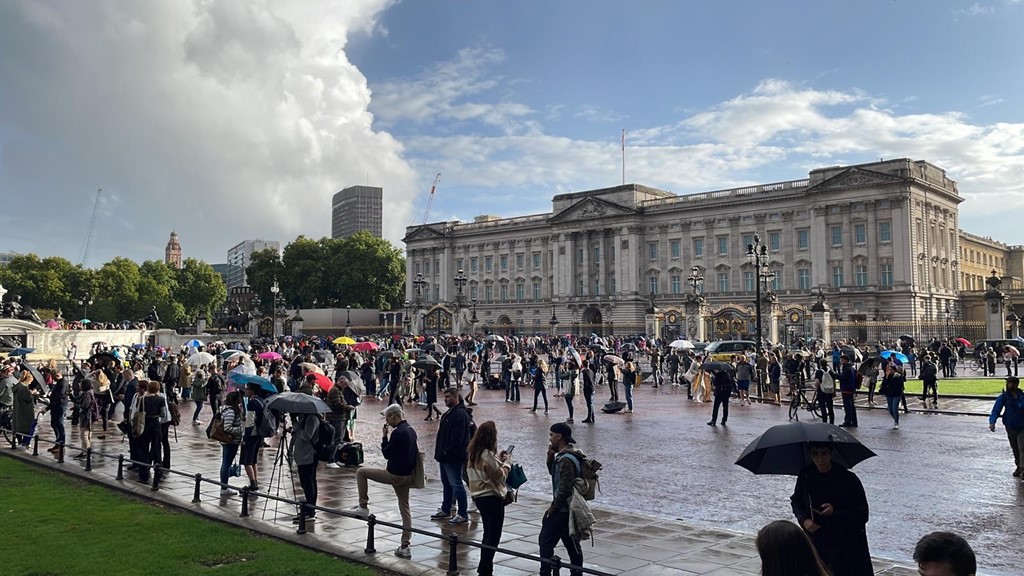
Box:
[7,347,35,357]
[229,372,278,394]
[880,350,909,364]
[185,338,204,348]
[133,343,146,349]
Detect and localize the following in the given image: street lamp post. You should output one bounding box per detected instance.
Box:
[269,279,281,340]
[402,300,412,334]
[944,302,954,340]
[78,291,94,320]
[687,266,704,295]
[346,305,352,336]
[470,298,478,324]
[746,234,770,353]
[413,272,427,308]
[549,303,559,335]
[453,269,467,307]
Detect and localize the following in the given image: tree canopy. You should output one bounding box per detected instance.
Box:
[247,231,405,312]
[0,254,226,327]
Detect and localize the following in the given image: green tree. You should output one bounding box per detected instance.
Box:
[280,236,327,308]
[96,257,142,321]
[324,232,406,310]
[175,258,227,322]
[245,248,285,314]
[138,260,183,325]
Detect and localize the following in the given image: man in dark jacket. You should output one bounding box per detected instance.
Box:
[349,403,418,558]
[431,387,470,524]
[838,355,859,428]
[580,363,596,423]
[43,370,69,451]
[989,376,1024,477]
[162,356,181,403]
[539,422,584,576]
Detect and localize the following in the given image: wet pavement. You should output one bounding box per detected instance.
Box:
[8,380,1020,576]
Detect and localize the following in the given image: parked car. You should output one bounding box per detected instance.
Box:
[973,338,1024,357]
[704,340,757,362]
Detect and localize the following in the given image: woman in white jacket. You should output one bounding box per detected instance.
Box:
[465,421,511,576]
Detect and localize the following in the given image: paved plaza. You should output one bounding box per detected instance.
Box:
[5,381,1018,575]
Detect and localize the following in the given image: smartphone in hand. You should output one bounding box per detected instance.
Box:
[506,444,515,456]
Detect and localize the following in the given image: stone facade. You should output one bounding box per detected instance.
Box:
[403,159,965,339]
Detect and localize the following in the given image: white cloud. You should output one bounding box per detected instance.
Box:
[0,0,417,264]
[952,3,995,17]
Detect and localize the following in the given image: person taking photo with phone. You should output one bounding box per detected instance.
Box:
[465,421,511,576]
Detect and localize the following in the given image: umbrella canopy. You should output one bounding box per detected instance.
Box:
[312,350,334,363]
[701,360,734,373]
[621,343,639,352]
[18,361,46,388]
[298,362,324,375]
[669,339,695,349]
[351,341,378,353]
[305,372,334,393]
[80,319,91,324]
[422,342,444,353]
[184,339,204,348]
[483,334,504,343]
[566,347,582,365]
[603,354,624,365]
[186,352,216,366]
[898,334,915,342]
[955,337,972,347]
[258,351,283,361]
[45,319,60,329]
[7,347,36,357]
[789,350,811,359]
[378,350,404,360]
[405,348,423,355]
[264,392,330,415]
[1006,346,1020,358]
[229,372,278,394]
[735,422,876,476]
[88,352,120,366]
[337,370,365,396]
[840,346,864,362]
[333,336,357,345]
[220,350,242,360]
[413,357,441,370]
[132,343,147,350]
[879,350,909,364]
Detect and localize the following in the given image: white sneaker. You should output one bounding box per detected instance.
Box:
[347,505,370,518]
[395,546,412,559]
[193,420,202,426]
[324,462,341,469]
[893,423,900,430]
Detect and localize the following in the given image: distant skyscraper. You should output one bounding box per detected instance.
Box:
[211,263,245,289]
[226,239,280,288]
[332,185,383,238]
[165,231,182,269]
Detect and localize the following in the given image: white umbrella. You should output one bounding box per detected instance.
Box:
[670,339,695,349]
[299,362,325,375]
[186,351,216,366]
[566,347,582,364]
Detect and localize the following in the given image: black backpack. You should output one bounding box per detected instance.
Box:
[313,418,338,462]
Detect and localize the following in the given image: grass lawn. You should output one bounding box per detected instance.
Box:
[923,378,1005,396]
[0,457,377,576]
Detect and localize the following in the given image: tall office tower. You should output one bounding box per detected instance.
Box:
[332,185,383,238]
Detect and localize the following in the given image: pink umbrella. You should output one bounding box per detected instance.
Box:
[258,351,283,361]
[352,341,379,352]
[45,319,60,329]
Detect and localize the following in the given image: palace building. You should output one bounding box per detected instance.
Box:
[403,158,970,341]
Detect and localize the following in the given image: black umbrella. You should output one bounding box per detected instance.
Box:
[600,401,626,413]
[378,350,402,360]
[88,352,119,366]
[422,342,443,353]
[483,334,504,343]
[413,357,441,370]
[701,360,734,373]
[18,361,49,395]
[312,350,333,363]
[264,392,330,414]
[898,334,915,342]
[621,343,639,352]
[840,346,863,362]
[735,422,876,476]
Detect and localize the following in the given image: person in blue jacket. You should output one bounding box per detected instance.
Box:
[989,376,1024,478]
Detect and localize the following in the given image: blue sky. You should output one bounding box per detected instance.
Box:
[0,0,1021,265]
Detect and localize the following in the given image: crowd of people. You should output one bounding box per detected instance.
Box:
[2,329,1016,576]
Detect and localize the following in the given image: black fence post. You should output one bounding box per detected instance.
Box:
[446,533,459,576]
[57,443,64,464]
[364,514,377,554]
[32,435,39,456]
[152,465,161,491]
[192,473,203,503]
[296,498,308,535]
[84,447,93,472]
[240,488,250,517]
[116,454,124,480]
[552,555,563,576]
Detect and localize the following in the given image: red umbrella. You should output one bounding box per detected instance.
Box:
[308,372,334,392]
[352,341,379,352]
[955,337,972,348]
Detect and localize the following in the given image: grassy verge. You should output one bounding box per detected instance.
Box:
[0,456,376,576]
[915,378,1005,396]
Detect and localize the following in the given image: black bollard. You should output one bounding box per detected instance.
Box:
[192,473,202,503]
[446,533,459,576]
[296,499,308,535]
[552,555,563,576]
[84,447,93,472]
[116,454,124,481]
[57,443,64,464]
[152,465,161,491]
[32,435,39,456]
[239,487,250,517]
[364,514,377,554]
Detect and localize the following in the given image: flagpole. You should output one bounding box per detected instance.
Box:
[621,129,626,185]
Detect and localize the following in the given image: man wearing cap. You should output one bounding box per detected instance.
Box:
[348,404,418,559]
[989,376,1024,478]
[539,422,584,576]
[0,364,16,411]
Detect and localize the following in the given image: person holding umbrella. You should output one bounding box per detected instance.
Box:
[790,442,873,576]
[880,362,906,430]
[287,389,323,523]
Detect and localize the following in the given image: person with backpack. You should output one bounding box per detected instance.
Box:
[814,359,836,425]
[190,366,208,425]
[240,382,268,494]
[920,354,939,408]
[135,380,170,482]
[217,391,244,496]
[289,391,323,524]
[539,422,585,576]
[162,355,181,403]
[73,378,101,459]
[206,365,224,416]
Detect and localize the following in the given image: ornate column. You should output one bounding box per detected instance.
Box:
[291,313,304,337]
[984,270,1007,339]
[683,292,708,342]
[810,293,832,344]
[196,313,207,334]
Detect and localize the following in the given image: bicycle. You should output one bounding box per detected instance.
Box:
[789,385,821,421]
[0,408,12,445]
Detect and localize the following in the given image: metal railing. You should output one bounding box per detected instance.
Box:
[1,425,613,576]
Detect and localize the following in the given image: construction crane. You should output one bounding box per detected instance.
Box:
[78,188,102,266]
[421,172,441,225]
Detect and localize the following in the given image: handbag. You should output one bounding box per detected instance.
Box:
[206,416,234,444]
[506,463,528,490]
[411,450,426,489]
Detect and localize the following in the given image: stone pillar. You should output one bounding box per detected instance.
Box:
[810,293,832,344]
[196,313,207,335]
[764,296,780,345]
[250,317,261,339]
[684,294,707,343]
[274,317,284,340]
[985,272,1006,339]
[291,314,304,337]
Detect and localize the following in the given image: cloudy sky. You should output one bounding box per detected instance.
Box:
[1,0,1022,266]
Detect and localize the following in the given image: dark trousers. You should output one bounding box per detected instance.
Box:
[538,508,583,576]
[508,381,520,402]
[817,393,835,424]
[607,377,618,402]
[50,403,67,445]
[921,380,938,402]
[98,394,111,432]
[160,422,171,470]
[140,419,162,480]
[564,394,575,419]
[192,400,205,422]
[533,387,548,410]
[208,394,221,416]
[710,394,729,424]
[841,393,857,426]
[583,389,595,421]
[1006,427,1024,468]
[297,462,318,511]
[474,494,505,576]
